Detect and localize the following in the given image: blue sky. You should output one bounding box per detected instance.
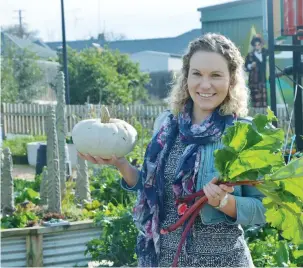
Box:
[0,0,233,42]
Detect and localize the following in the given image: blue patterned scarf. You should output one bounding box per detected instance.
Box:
[133,100,234,266]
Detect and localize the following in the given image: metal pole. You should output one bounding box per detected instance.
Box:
[60,0,70,104]
[293,35,303,151]
[267,0,277,120]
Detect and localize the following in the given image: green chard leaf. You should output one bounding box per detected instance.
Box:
[265,157,303,198]
[227,150,285,180]
[214,148,237,177]
[217,108,285,182]
[256,157,303,245]
[222,122,262,152]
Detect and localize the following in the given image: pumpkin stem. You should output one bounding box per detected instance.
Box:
[101,105,110,123]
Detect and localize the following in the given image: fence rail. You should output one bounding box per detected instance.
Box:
[1,103,292,136]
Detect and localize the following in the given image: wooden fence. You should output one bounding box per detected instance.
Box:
[1,103,292,136]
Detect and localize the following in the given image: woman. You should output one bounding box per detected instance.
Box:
[79,33,266,267]
[245,35,269,108]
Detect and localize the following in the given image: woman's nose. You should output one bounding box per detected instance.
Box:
[199,77,211,90]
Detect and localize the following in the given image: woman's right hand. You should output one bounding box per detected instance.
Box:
[77,152,127,168]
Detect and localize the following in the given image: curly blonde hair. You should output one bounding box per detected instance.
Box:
[169,33,249,117]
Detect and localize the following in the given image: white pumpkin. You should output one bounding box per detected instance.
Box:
[72,106,137,159]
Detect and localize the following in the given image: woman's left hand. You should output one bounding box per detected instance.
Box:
[203,178,234,207]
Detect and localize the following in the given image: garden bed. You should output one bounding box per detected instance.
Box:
[1,220,101,267]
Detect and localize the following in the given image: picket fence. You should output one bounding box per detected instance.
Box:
[1,103,292,136]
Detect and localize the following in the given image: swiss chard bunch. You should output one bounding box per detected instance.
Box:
[214,108,303,246]
[161,108,303,267]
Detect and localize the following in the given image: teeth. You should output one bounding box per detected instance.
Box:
[198,93,214,98]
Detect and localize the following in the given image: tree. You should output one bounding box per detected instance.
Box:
[2,24,39,40]
[1,46,45,103]
[104,31,127,41]
[58,47,149,105]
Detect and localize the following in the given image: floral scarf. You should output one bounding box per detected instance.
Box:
[133,100,234,266]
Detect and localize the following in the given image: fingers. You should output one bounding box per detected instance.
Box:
[210,177,218,184]
[203,178,234,207]
[77,152,96,163]
[77,152,105,164]
[207,184,220,198]
[203,184,220,207]
[93,156,108,164]
[219,184,234,193]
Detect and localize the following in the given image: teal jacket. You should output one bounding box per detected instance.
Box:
[121,111,266,227]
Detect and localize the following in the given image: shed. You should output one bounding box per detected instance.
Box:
[197,0,266,55]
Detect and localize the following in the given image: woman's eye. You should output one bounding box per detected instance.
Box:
[212,73,221,77]
[193,72,200,76]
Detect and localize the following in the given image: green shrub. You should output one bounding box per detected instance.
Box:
[246,225,303,267]
[86,203,138,267]
[90,167,136,206]
[3,135,46,156]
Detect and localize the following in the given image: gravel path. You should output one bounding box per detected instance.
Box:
[13,165,36,181]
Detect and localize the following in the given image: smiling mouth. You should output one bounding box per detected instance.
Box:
[197,93,216,98]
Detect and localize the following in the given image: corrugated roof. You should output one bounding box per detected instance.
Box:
[1,32,57,59]
[46,29,202,55]
[197,0,249,11]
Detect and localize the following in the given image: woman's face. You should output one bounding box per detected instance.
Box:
[187,51,230,121]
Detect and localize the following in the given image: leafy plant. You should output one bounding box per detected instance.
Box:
[15,188,40,205]
[14,174,42,192]
[42,212,65,221]
[1,203,40,229]
[3,135,46,156]
[246,225,303,267]
[14,175,42,205]
[86,203,138,267]
[90,167,135,206]
[125,117,152,167]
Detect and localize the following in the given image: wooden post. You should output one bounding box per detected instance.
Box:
[26,233,43,267]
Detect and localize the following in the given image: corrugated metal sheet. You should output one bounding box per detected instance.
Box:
[1,236,27,267]
[43,228,101,267]
[198,0,263,22]
[202,17,263,55]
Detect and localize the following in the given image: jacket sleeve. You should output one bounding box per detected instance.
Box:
[120,169,143,192]
[225,185,267,226]
[244,53,252,72]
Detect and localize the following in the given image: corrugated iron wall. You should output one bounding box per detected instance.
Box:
[202,17,263,55]
[43,228,101,267]
[1,236,27,267]
[1,221,101,267]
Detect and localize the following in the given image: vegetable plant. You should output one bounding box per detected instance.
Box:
[85,202,138,267]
